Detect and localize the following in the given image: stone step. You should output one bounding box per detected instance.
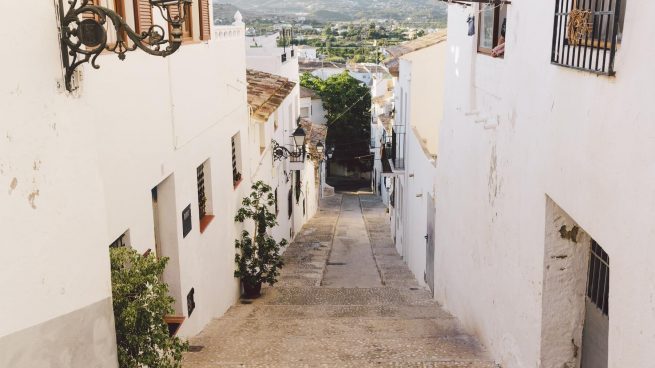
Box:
[189,362,497,368]
[191,317,465,340]
[223,304,453,320]
[184,335,492,366]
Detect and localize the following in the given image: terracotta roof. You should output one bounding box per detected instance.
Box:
[247,69,296,123]
[299,118,328,155]
[384,31,447,76]
[299,60,346,73]
[300,86,320,99]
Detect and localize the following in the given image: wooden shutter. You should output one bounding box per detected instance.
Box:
[168,3,193,39]
[199,0,211,41]
[82,0,99,20]
[133,0,153,34]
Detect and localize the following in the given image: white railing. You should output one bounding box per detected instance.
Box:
[214,25,243,40]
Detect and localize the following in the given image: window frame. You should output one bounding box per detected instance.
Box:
[551,0,623,75]
[477,3,500,55]
[231,134,243,189]
[197,159,214,233]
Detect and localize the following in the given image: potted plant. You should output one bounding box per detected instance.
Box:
[110,247,188,368]
[234,181,287,298]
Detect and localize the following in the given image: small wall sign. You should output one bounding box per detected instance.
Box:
[182,205,192,238]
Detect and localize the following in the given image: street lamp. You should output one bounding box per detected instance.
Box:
[272,126,308,162]
[58,0,192,92]
[327,146,335,159]
[292,126,307,148]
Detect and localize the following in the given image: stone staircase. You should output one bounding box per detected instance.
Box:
[183,194,497,368]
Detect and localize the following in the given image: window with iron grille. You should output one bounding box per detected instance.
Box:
[586,240,610,316]
[274,188,279,216]
[197,164,207,219]
[295,171,301,202]
[552,0,626,75]
[231,134,242,187]
[197,159,214,233]
[187,288,196,317]
[288,188,293,219]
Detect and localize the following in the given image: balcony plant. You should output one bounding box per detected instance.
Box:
[110,247,188,368]
[234,181,287,298]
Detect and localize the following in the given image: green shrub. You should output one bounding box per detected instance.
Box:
[234,181,287,291]
[110,247,188,368]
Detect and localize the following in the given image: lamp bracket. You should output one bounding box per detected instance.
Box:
[58,0,190,92]
[272,140,305,162]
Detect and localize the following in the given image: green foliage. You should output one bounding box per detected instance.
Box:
[110,247,188,368]
[300,72,371,161]
[234,181,287,288]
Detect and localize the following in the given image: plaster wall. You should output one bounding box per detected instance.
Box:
[0,0,251,362]
[434,3,655,367]
[401,44,446,155]
[0,0,116,346]
[402,128,437,287]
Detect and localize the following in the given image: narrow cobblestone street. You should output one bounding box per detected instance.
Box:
[183,194,495,367]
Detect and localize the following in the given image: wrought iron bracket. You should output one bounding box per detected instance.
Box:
[58,0,191,92]
[272,140,305,162]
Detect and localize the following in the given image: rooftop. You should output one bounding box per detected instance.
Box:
[384,32,447,76]
[247,69,296,123]
[299,60,346,73]
[299,118,329,170]
[300,86,320,100]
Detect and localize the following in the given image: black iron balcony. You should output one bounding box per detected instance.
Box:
[551,0,624,75]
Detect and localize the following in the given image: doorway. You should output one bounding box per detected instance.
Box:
[425,193,436,297]
[151,175,183,315]
[581,240,610,368]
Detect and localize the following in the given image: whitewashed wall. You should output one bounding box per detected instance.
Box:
[434,3,655,368]
[0,0,251,364]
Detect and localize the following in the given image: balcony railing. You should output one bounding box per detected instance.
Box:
[551,0,623,75]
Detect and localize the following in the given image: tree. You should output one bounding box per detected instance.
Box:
[234,181,287,298]
[110,247,188,368]
[300,72,371,165]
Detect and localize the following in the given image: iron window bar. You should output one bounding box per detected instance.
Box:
[551,0,623,76]
[197,164,207,219]
[586,240,610,316]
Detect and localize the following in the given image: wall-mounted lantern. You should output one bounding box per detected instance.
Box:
[273,126,308,162]
[326,145,335,160]
[58,0,192,91]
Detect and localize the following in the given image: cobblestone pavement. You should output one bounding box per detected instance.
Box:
[183,193,495,368]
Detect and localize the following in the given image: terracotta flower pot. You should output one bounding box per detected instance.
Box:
[243,281,262,299]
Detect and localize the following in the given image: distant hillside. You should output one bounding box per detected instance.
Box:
[213,3,246,25]
[215,0,447,23]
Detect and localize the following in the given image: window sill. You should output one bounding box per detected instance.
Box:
[164,315,185,337]
[199,215,215,234]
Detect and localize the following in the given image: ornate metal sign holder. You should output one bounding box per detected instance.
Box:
[58,0,191,92]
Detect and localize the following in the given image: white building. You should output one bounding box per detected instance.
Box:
[0,3,322,367]
[245,70,323,240]
[380,33,447,289]
[296,45,318,61]
[431,1,653,368]
[0,1,247,365]
[299,86,328,125]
